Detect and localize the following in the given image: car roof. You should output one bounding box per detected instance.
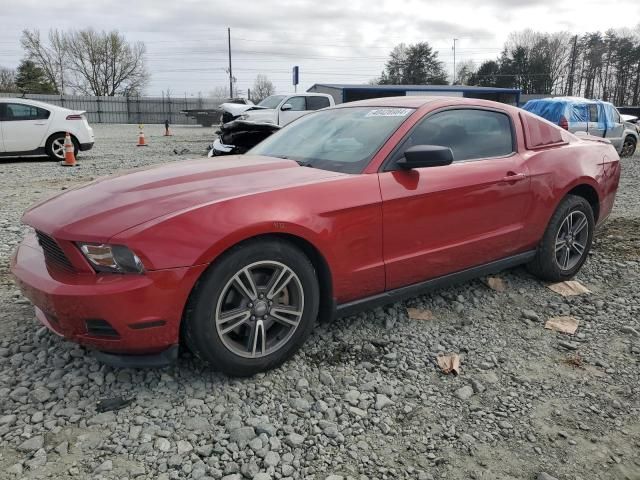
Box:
[525,96,617,108]
[0,97,72,112]
[332,95,519,112]
[333,96,441,108]
[280,93,331,97]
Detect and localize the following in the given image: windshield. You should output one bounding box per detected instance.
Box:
[249,107,414,173]
[257,95,286,109]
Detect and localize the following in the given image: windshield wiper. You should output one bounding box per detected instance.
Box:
[272,156,315,168]
[294,160,315,168]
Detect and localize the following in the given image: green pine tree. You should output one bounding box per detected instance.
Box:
[15,60,57,94]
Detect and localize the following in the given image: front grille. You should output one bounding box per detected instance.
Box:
[35,231,75,272]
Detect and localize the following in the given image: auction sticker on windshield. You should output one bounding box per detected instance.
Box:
[365,108,413,117]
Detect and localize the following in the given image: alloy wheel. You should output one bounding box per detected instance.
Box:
[554,211,589,271]
[621,138,636,158]
[215,260,304,359]
[52,138,66,159]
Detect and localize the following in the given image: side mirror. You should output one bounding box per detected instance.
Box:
[398,145,454,169]
[281,103,293,111]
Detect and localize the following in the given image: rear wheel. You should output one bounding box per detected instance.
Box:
[183,239,319,376]
[527,195,594,282]
[620,135,637,158]
[45,133,78,161]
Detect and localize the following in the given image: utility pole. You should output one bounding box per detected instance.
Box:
[227,27,233,98]
[566,35,578,96]
[452,38,458,85]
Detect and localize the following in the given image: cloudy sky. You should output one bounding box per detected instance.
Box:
[0,0,639,98]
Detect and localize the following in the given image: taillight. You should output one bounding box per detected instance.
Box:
[559,116,569,130]
[66,114,82,120]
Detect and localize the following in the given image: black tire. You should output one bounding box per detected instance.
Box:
[620,135,637,158]
[45,133,78,161]
[183,238,320,376]
[527,194,594,282]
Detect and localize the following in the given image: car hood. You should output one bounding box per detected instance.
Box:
[243,109,277,122]
[22,155,345,242]
[218,103,254,116]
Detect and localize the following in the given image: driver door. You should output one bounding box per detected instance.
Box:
[278,96,308,126]
[605,105,625,152]
[378,108,533,290]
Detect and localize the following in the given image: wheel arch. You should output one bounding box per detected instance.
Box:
[565,183,600,223]
[181,231,335,347]
[45,131,79,148]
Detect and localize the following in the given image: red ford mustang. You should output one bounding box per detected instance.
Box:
[11,97,620,375]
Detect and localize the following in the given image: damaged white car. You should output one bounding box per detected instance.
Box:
[220,93,334,126]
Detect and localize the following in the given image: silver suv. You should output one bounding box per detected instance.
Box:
[522,97,637,157]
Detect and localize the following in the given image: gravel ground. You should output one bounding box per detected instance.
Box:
[0,124,639,480]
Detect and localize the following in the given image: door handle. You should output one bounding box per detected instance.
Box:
[34,122,47,125]
[501,172,527,182]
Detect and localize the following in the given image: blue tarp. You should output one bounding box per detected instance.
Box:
[522,97,617,132]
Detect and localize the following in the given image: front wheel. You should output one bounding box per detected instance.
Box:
[527,195,594,282]
[183,238,319,376]
[620,135,637,158]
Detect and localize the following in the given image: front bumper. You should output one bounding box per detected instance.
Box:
[79,142,94,152]
[10,236,206,358]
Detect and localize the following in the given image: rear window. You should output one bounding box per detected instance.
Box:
[519,112,566,149]
[306,96,331,111]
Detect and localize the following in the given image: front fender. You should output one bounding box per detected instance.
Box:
[110,173,385,303]
[194,221,333,268]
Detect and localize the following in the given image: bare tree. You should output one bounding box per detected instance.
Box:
[21,28,147,96]
[546,32,572,94]
[455,60,477,85]
[209,86,230,100]
[0,66,18,92]
[251,74,275,103]
[64,29,148,96]
[21,29,67,93]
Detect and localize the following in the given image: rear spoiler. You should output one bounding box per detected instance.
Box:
[573,131,612,145]
[66,110,87,120]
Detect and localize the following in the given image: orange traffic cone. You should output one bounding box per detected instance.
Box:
[137,124,148,146]
[60,132,77,167]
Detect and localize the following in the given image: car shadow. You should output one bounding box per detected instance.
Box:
[0,156,52,165]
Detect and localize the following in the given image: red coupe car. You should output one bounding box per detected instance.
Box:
[11,97,620,375]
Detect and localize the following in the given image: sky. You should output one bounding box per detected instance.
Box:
[0,0,639,98]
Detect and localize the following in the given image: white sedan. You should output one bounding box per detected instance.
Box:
[0,98,94,160]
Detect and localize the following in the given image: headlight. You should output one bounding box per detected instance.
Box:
[78,243,145,274]
[238,114,249,120]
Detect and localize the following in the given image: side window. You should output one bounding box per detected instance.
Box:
[398,109,514,163]
[611,107,620,124]
[588,104,599,123]
[4,103,50,121]
[306,96,330,111]
[284,97,306,111]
